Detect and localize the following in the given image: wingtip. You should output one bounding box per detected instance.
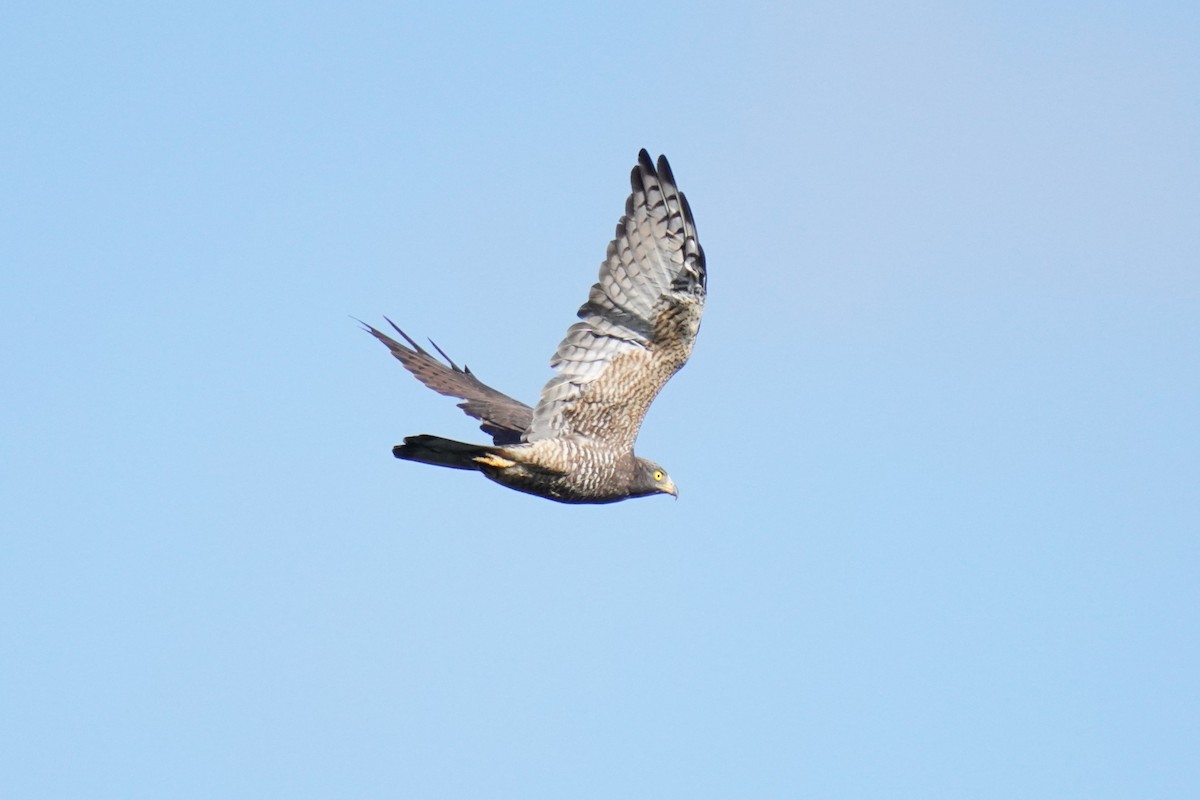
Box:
[426,338,461,370]
[656,153,676,187]
[381,317,428,353]
[633,149,678,190]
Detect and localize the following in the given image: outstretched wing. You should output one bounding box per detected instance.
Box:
[524,150,706,453]
[363,318,533,445]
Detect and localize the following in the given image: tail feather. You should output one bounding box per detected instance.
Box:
[393,434,491,471]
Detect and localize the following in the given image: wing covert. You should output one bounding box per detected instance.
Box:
[524,150,706,450]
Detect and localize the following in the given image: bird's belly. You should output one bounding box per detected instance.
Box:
[482,460,628,505]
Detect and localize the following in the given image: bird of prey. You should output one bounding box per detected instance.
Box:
[364,150,706,504]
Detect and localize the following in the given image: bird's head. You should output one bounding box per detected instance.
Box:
[634,458,678,499]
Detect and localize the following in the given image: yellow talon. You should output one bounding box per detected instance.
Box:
[474,453,516,469]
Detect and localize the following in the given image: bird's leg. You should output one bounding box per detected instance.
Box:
[473,452,517,469]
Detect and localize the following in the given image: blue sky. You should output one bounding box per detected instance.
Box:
[2,1,1197,797]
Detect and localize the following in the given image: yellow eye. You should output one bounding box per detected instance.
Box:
[653,470,665,481]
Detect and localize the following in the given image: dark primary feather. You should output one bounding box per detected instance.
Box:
[361,318,532,445]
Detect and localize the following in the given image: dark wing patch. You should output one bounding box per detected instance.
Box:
[361,318,533,445]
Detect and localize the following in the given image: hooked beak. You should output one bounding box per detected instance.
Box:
[661,478,679,499]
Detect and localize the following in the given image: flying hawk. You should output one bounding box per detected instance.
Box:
[364,150,706,503]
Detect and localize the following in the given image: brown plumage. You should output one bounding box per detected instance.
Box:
[363,150,706,504]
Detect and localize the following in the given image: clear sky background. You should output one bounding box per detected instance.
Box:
[3,2,1197,798]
